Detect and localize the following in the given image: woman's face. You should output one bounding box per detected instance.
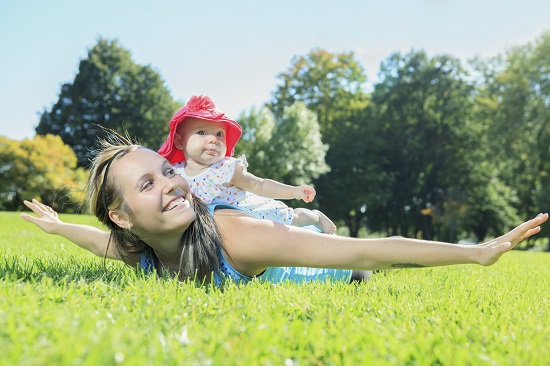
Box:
[110,148,196,240]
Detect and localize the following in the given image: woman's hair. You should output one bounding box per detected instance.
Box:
[87,133,222,281]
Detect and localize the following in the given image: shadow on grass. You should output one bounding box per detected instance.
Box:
[0,254,144,285]
[0,254,220,293]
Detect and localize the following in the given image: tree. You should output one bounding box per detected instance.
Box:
[235,106,276,180]
[316,104,390,237]
[460,161,520,242]
[267,101,330,186]
[36,38,180,167]
[236,102,329,204]
[370,50,483,241]
[270,49,375,236]
[0,135,87,212]
[472,31,550,249]
[270,48,369,145]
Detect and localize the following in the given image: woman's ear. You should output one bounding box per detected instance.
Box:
[109,210,133,229]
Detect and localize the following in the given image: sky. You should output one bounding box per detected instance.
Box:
[1,0,549,141]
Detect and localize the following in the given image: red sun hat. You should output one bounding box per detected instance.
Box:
[158,95,243,164]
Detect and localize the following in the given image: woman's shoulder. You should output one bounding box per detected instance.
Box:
[210,206,252,225]
[217,214,294,251]
[212,206,265,240]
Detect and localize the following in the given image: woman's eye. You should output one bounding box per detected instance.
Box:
[141,181,153,191]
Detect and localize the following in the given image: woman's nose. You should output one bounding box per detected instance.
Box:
[162,176,177,193]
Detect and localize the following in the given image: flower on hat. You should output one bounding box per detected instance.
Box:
[186,95,220,114]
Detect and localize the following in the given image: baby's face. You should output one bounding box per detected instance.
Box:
[175,117,227,165]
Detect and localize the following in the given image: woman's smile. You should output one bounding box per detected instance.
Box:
[163,196,190,212]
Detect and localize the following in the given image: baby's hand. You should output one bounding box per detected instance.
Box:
[297,185,316,203]
[20,199,63,234]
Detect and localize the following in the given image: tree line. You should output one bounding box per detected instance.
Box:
[1,34,549,249]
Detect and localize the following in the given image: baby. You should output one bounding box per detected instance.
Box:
[158,95,336,233]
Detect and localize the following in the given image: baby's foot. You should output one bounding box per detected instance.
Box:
[314,210,337,234]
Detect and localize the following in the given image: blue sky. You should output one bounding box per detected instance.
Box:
[1,0,549,140]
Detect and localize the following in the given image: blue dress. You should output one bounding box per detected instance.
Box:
[140,204,352,285]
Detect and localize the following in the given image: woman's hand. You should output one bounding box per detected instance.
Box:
[477,213,548,266]
[20,199,63,234]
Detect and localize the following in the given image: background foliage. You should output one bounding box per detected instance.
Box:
[2,32,549,248]
[35,38,180,167]
[0,134,87,212]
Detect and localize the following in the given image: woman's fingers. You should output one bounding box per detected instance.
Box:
[23,199,42,215]
[21,199,62,233]
[27,200,46,216]
[516,226,541,243]
[506,213,547,248]
[520,213,546,234]
[20,212,38,224]
[23,199,59,219]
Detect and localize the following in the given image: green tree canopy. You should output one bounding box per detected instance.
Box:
[472,31,550,248]
[270,49,374,236]
[267,101,330,186]
[236,102,329,201]
[235,105,276,180]
[270,48,369,145]
[36,38,180,167]
[370,50,486,241]
[0,134,87,212]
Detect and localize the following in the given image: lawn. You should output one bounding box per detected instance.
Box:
[1,211,549,365]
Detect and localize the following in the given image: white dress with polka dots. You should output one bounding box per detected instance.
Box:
[173,155,294,224]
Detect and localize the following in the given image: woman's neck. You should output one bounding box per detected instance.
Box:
[138,233,183,273]
[152,243,182,274]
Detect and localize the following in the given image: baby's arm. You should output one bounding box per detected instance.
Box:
[21,199,122,260]
[230,163,316,203]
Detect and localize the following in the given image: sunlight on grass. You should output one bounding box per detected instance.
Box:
[1,211,549,365]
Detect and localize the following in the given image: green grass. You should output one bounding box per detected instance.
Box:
[1,211,549,365]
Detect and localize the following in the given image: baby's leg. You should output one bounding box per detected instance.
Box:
[292,208,337,234]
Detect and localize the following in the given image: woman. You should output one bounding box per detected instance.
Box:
[21,138,548,285]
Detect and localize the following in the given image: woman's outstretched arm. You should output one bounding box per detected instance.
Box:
[20,199,124,261]
[215,210,548,276]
